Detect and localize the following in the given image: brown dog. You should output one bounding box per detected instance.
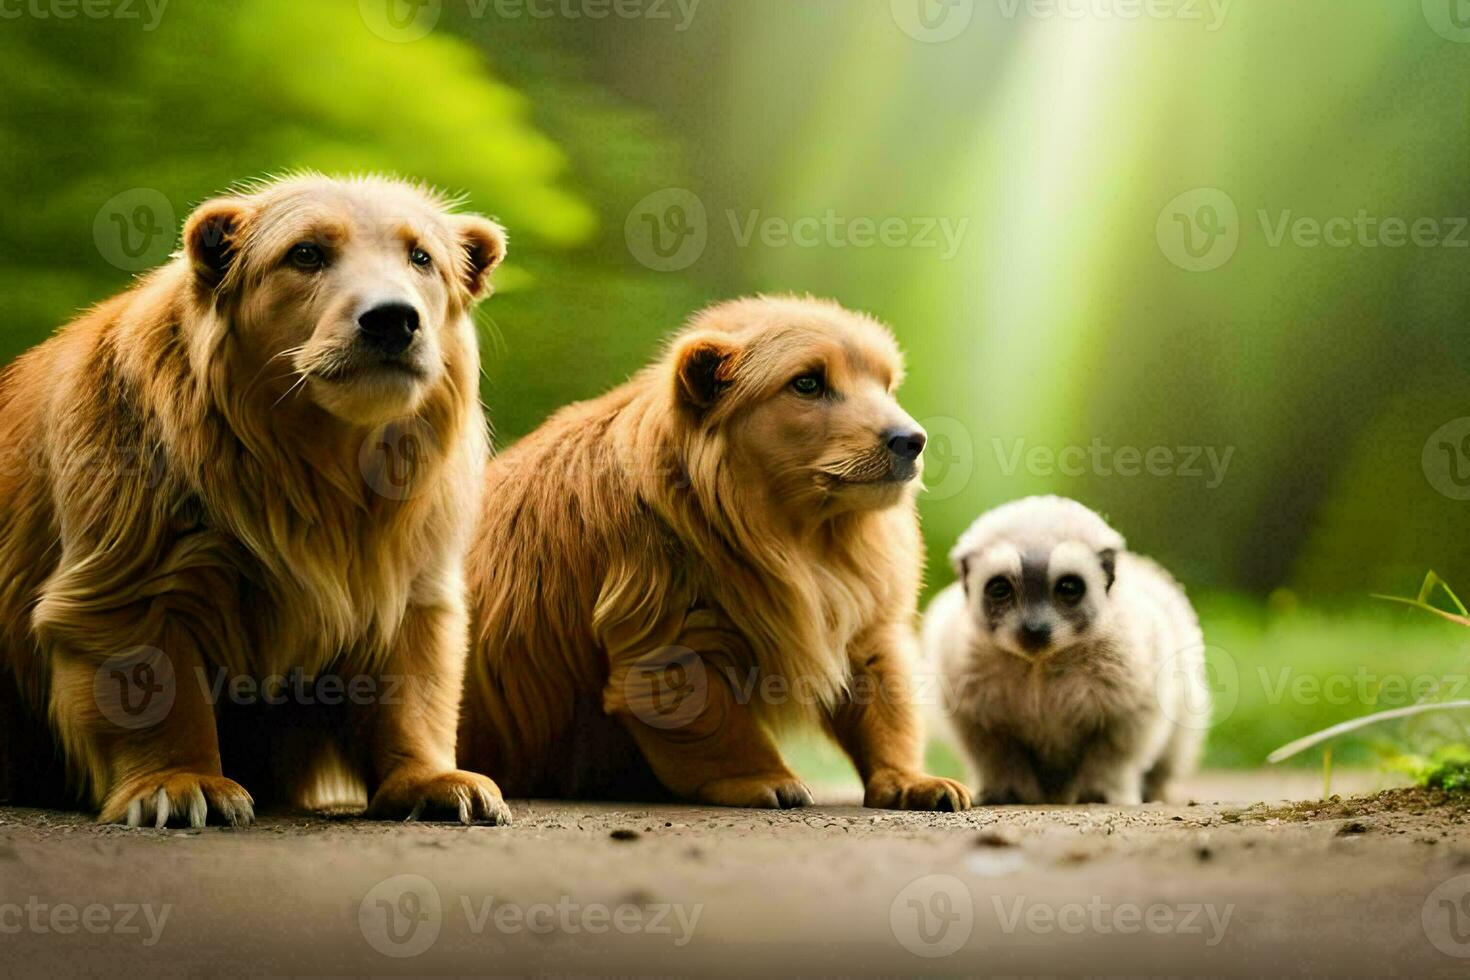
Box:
[459,296,971,811]
[0,175,510,827]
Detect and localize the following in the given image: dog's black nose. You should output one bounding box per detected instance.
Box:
[358,302,420,355]
[1018,621,1052,651]
[884,428,927,461]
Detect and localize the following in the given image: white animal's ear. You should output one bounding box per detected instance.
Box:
[1098,548,1118,592]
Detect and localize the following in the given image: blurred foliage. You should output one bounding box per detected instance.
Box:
[4,1,1468,600]
[6,2,1470,777]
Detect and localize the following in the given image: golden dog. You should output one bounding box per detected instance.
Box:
[0,175,510,827]
[460,296,972,810]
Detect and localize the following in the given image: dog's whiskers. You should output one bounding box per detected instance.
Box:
[272,370,312,410]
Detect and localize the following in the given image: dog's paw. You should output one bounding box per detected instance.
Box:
[368,769,512,825]
[101,771,255,829]
[697,774,814,809]
[864,770,973,812]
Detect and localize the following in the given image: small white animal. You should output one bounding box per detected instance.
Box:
[923,496,1209,805]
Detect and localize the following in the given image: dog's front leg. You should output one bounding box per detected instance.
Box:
[825,625,972,811]
[362,596,511,824]
[50,636,254,828]
[605,612,813,809]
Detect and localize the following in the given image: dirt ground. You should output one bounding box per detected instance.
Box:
[3,771,1470,978]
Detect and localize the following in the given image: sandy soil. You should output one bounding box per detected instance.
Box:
[2,771,1469,978]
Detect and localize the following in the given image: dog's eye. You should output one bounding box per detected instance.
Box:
[1055,575,1086,603]
[288,243,325,271]
[409,246,432,269]
[984,577,1013,602]
[789,373,825,398]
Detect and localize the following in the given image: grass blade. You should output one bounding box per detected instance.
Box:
[1268,701,1470,764]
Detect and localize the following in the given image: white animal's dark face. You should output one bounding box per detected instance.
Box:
[960,541,1117,659]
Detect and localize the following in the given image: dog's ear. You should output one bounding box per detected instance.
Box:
[674,338,737,412]
[184,198,249,289]
[452,215,508,299]
[1098,548,1118,593]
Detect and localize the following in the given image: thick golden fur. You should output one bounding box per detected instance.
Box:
[460,296,972,810]
[0,175,510,826]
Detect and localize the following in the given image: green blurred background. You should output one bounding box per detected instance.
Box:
[5,0,1470,777]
